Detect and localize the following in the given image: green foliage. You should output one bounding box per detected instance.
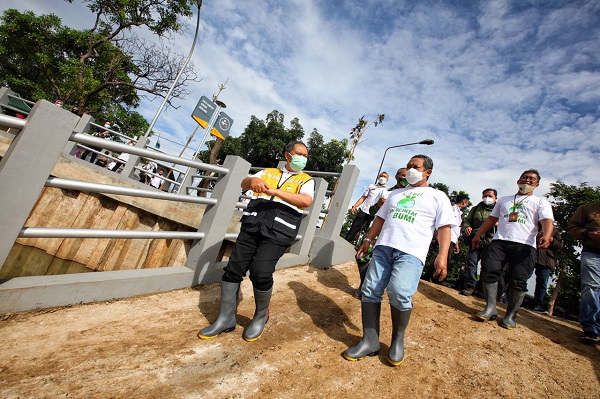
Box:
[429,182,449,195]
[0,2,196,137]
[346,114,385,163]
[545,181,600,317]
[198,111,348,183]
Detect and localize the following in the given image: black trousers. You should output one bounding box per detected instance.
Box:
[481,240,535,292]
[345,209,373,244]
[222,230,289,291]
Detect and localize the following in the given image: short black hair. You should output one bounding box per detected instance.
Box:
[482,188,497,197]
[285,140,307,153]
[520,169,541,182]
[455,193,470,204]
[411,154,433,170]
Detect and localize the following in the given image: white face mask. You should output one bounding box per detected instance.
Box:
[377,177,387,185]
[482,196,495,206]
[518,183,535,194]
[405,168,424,185]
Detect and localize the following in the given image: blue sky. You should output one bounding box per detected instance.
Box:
[2,0,599,206]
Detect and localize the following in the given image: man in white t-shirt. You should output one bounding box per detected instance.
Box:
[344,173,390,244]
[342,154,456,366]
[472,169,554,330]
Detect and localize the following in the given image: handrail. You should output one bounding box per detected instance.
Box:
[0,113,27,129]
[70,132,229,174]
[46,177,218,205]
[19,227,205,240]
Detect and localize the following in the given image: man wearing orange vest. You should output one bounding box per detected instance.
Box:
[198,141,314,342]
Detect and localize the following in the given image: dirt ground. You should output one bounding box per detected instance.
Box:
[1,261,599,399]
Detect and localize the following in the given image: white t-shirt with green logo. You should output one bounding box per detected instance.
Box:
[490,194,554,247]
[374,186,456,264]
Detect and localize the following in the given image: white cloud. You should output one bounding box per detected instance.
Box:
[2,0,599,207]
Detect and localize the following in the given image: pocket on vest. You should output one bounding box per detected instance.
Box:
[270,209,301,239]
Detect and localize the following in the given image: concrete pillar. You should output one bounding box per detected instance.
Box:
[309,164,360,269]
[289,176,327,256]
[185,155,250,284]
[0,100,80,268]
[64,113,95,156]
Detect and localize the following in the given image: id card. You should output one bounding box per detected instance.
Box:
[508,212,519,222]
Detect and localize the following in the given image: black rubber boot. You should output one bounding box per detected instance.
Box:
[343,302,381,361]
[243,287,272,342]
[354,261,369,298]
[198,281,239,340]
[388,307,412,366]
[475,282,499,321]
[501,289,526,330]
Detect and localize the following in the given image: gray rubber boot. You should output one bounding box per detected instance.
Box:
[343,302,381,361]
[388,307,412,366]
[243,287,272,342]
[501,289,526,330]
[475,282,499,321]
[198,282,239,340]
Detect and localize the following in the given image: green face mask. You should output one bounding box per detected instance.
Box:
[397,177,409,188]
[288,154,307,172]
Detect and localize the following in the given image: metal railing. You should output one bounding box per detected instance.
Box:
[0,90,359,313]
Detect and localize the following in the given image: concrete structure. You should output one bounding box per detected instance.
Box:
[0,89,359,313]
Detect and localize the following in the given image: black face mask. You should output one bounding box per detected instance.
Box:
[396,177,408,188]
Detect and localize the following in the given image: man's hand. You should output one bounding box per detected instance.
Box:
[471,235,481,249]
[248,177,271,193]
[432,255,448,281]
[356,241,370,259]
[464,226,473,236]
[350,205,357,215]
[538,235,552,249]
[589,231,600,242]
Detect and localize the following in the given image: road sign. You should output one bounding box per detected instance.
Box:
[211,112,234,140]
[191,96,217,128]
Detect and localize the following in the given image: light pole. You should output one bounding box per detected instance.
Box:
[375,139,434,183]
[143,1,203,139]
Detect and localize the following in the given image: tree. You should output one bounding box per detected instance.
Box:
[197,111,348,196]
[346,114,385,163]
[545,182,600,317]
[0,2,197,131]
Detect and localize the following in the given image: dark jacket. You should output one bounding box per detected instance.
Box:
[462,201,496,248]
[568,202,600,254]
[535,229,563,270]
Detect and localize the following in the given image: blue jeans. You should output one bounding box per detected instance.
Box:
[579,251,600,334]
[361,245,424,311]
[533,265,552,308]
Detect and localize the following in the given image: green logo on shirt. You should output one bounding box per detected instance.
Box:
[397,193,420,209]
[391,193,421,224]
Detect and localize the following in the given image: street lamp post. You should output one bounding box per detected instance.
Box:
[375,139,434,183]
